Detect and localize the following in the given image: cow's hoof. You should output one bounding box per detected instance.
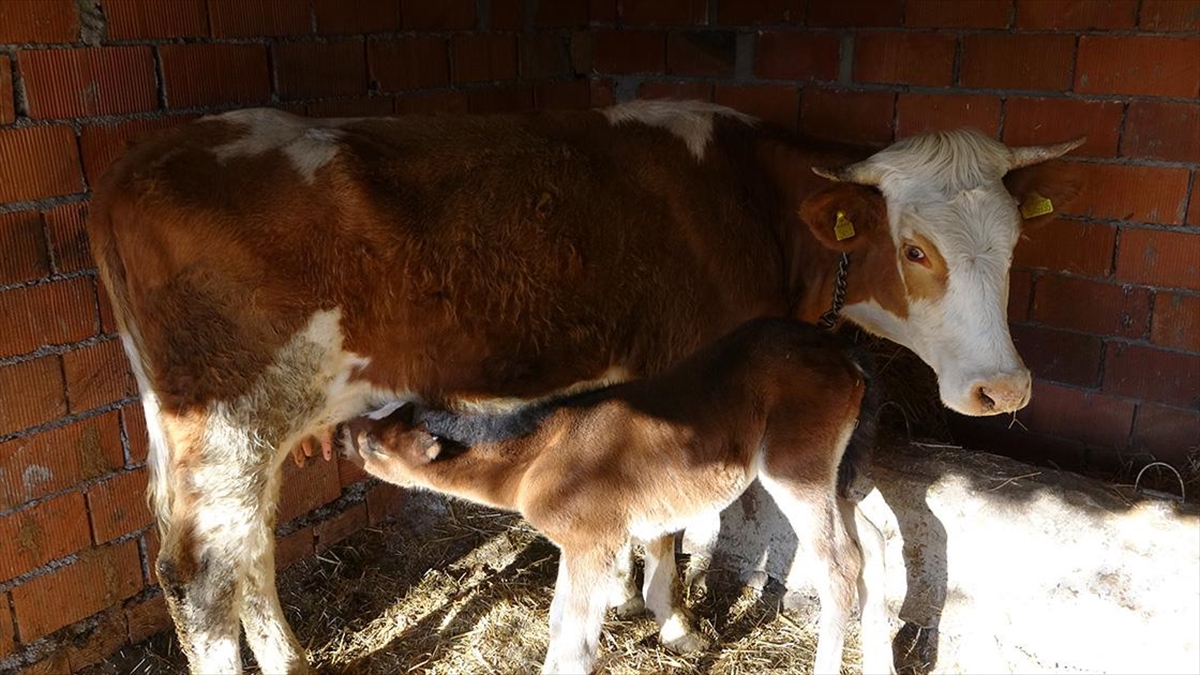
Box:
[613,595,646,619]
[663,631,711,655]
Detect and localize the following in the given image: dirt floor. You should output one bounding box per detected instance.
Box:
[81,492,858,675]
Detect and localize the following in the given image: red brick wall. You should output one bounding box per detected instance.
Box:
[0,0,1197,670]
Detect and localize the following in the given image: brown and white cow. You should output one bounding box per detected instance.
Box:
[87,100,1081,674]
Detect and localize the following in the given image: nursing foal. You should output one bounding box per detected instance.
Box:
[342,318,893,674]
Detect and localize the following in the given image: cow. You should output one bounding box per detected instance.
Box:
[340,317,891,675]
[86,99,1082,674]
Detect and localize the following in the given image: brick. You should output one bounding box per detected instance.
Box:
[1104,343,1199,408]
[0,211,50,284]
[0,125,82,203]
[1190,174,1200,227]
[274,41,368,100]
[717,0,804,25]
[1015,0,1136,29]
[1140,0,1200,32]
[1122,101,1200,164]
[88,469,152,543]
[1003,98,1121,159]
[520,33,572,79]
[366,482,407,525]
[1117,228,1200,290]
[809,0,903,26]
[0,277,97,358]
[593,29,665,74]
[591,0,618,23]
[338,453,368,487]
[369,37,449,93]
[1152,292,1200,352]
[80,116,193,186]
[714,84,798,132]
[491,0,523,30]
[21,47,156,119]
[307,96,394,118]
[468,84,535,114]
[63,340,136,412]
[64,608,128,672]
[950,413,1088,477]
[1010,324,1103,387]
[0,412,123,510]
[452,33,518,83]
[1022,380,1136,450]
[315,0,401,33]
[800,88,894,145]
[536,80,593,110]
[315,503,367,549]
[896,93,1000,137]
[905,0,1011,28]
[1,55,14,124]
[104,0,207,38]
[1014,221,1115,276]
[11,540,142,640]
[208,0,310,37]
[571,31,593,73]
[395,90,469,115]
[641,80,713,101]
[143,528,159,583]
[1066,163,1190,225]
[402,0,475,30]
[590,77,615,107]
[42,203,89,273]
[1132,403,1200,466]
[1009,269,1033,322]
[125,593,170,644]
[960,34,1075,91]
[122,403,149,464]
[617,0,707,25]
[754,31,840,81]
[854,32,956,87]
[275,526,314,569]
[1032,275,1150,339]
[1,593,12,656]
[160,44,270,109]
[537,0,589,27]
[0,0,78,42]
[277,454,341,522]
[97,282,117,338]
[0,492,91,582]
[0,356,65,436]
[1076,36,1200,98]
[667,30,735,77]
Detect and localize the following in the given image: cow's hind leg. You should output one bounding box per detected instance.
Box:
[153,410,309,675]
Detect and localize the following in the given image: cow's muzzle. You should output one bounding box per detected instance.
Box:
[967,370,1032,415]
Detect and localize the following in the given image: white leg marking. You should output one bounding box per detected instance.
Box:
[843,498,897,675]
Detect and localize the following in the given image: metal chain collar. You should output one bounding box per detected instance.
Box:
[817,253,849,330]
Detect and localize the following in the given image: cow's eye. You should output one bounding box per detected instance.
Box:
[904,245,927,264]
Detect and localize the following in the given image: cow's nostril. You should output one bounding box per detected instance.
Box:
[977,387,996,412]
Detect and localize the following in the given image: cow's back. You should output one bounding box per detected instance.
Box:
[88,107,788,414]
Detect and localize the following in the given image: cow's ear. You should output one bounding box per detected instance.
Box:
[1004,160,1083,232]
[799,183,886,252]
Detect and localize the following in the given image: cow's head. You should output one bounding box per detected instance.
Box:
[801,129,1083,416]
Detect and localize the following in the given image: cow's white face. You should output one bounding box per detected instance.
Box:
[812,130,1083,416]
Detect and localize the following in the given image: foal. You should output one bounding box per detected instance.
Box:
[342,318,893,674]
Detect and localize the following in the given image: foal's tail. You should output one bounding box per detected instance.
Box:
[836,345,882,500]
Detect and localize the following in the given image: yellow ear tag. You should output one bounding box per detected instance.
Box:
[834,210,856,241]
[1020,192,1054,219]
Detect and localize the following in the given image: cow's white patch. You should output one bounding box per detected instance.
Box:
[602,100,755,161]
[120,332,174,525]
[209,108,350,183]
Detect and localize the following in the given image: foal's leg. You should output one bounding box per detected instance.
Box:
[760,475,861,675]
[607,539,645,617]
[543,548,614,675]
[841,499,896,675]
[640,536,709,654]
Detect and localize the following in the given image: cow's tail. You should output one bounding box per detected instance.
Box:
[87,195,173,527]
[837,344,882,500]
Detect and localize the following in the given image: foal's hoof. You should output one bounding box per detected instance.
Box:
[663,631,711,655]
[782,590,812,612]
[613,596,646,619]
